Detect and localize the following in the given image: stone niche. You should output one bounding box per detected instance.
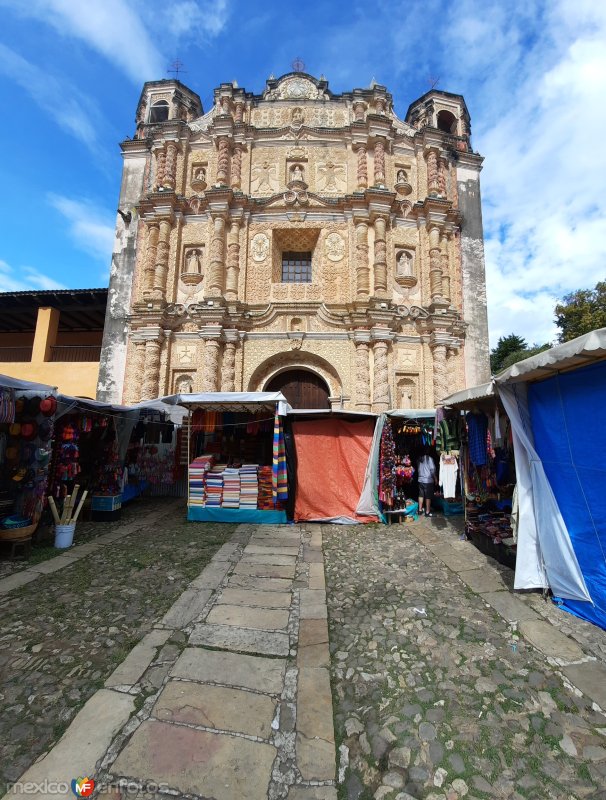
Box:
[394,164,412,196]
[191,163,208,191]
[181,245,205,286]
[394,248,417,288]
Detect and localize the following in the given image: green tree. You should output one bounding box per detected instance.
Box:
[554,281,606,342]
[490,334,527,373]
[498,342,551,372]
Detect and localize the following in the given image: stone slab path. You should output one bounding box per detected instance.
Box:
[7,523,337,800]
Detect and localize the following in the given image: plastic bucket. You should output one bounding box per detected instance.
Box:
[54,524,75,549]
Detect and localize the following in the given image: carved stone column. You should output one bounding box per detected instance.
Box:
[353,334,371,411]
[372,339,390,412]
[374,140,386,185]
[355,144,368,189]
[164,142,178,190]
[130,340,146,401]
[154,148,166,190]
[221,333,238,391]
[375,97,387,115]
[426,148,440,196]
[231,144,243,190]
[431,342,448,405]
[225,220,241,299]
[373,216,388,295]
[143,222,159,295]
[141,335,163,400]
[234,102,245,124]
[437,156,447,198]
[440,235,451,302]
[216,137,230,185]
[153,219,172,298]
[353,101,366,122]
[201,338,221,392]
[355,221,370,297]
[207,215,226,297]
[428,225,443,300]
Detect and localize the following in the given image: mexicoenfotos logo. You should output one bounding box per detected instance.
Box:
[71,778,95,797]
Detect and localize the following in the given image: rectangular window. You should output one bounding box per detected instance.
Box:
[281,251,312,283]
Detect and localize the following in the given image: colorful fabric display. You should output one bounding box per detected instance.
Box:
[379,421,397,507]
[222,467,241,508]
[240,464,259,509]
[0,387,16,423]
[272,412,288,504]
[258,466,274,510]
[189,455,213,506]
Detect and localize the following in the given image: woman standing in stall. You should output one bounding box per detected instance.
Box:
[417,446,438,517]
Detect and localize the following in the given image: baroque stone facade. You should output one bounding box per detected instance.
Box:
[98,73,490,409]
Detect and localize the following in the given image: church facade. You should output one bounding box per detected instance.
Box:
[98,72,490,410]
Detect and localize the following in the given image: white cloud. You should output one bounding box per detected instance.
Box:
[0,43,100,147]
[0,259,67,291]
[0,0,163,84]
[158,0,230,40]
[47,194,115,263]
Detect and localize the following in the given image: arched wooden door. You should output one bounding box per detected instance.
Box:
[265,369,331,409]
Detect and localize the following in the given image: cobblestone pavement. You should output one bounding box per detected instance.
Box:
[323,518,606,800]
[0,500,234,789]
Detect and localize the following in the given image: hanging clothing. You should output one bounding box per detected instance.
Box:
[439,453,459,499]
[466,412,488,466]
[272,412,288,503]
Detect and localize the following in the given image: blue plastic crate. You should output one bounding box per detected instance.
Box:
[91,495,122,511]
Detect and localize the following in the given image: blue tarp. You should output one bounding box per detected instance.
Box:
[187,507,288,524]
[528,360,606,630]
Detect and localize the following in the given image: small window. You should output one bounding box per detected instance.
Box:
[436,110,457,134]
[149,100,169,124]
[281,251,312,283]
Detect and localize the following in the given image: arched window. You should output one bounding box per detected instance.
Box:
[436,110,457,134]
[149,100,169,124]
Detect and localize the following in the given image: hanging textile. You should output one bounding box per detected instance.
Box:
[379,420,397,507]
[272,410,288,504]
[0,386,16,423]
[466,411,488,466]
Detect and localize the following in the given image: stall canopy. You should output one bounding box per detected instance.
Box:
[441,329,606,629]
[0,374,57,393]
[159,391,291,415]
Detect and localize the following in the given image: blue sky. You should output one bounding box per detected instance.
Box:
[1,0,605,347]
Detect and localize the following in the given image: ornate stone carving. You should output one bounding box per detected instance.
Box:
[188,195,204,215]
[428,225,443,299]
[286,145,308,161]
[191,164,207,191]
[373,340,390,412]
[143,222,159,295]
[131,341,146,401]
[216,136,230,185]
[355,145,368,189]
[221,341,237,391]
[373,216,388,294]
[234,101,245,124]
[284,189,309,206]
[181,246,204,286]
[317,160,346,192]
[251,160,279,193]
[142,338,162,400]
[437,157,447,197]
[231,144,243,190]
[176,343,196,365]
[374,140,386,185]
[153,219,172,298]
[355,222,370,297]
[225,220,241,299]
[154,148,166,190]
[426,149,440,196]
[325,232,345,262]
[440,238,451,301]
[201,338,221,392]
[175,373,195,393]
[291,107,304,126]
[268,76,322,100]
[352,101,366,123]
[207,216,226,296]
[354,340,371,411]
[395,167,412,196]
[432,342,448,404]
[251,233,270,262]
[164,142,178,190]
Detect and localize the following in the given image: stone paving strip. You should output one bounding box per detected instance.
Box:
[0,500,183,595]
[9,523,338,800]
[409,518,606,712]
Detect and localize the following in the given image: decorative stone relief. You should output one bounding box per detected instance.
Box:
[267,76,324,100]
[316,160,346,193]
[175,343,196,366]
[291,107,304,126]
[325,233,345,262]
[181,246,204,285]
[399,349,418,369]
[394,166,412,196]
[191,164,207,190]
[251,160,279,193]
[397,377,418,409]
[251,233,270,262]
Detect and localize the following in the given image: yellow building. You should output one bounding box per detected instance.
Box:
[99,72,489,409]
[0,289,106,397]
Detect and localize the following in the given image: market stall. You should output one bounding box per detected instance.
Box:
[160,392,292,524]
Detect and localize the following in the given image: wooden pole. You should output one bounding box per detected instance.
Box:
[70,490,88,524]
[48,496,61,525]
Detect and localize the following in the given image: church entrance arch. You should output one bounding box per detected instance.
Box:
[265,369,330,410]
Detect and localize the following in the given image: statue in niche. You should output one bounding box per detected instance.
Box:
[185,248,203,274]
[291,164,304,182]
[396,251,414,278]
[396,168,407,183]
[291,107,304,125]
[194,166,206,182]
